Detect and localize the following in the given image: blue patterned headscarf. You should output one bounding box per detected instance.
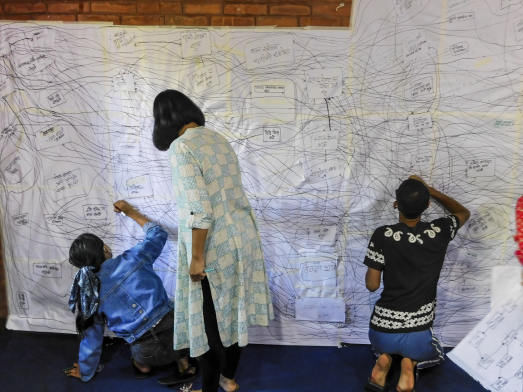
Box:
[68,266,100,321]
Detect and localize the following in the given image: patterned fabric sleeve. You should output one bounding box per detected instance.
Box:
[171,142,213,230]
[429,215,460,241]
[364,227,386,271]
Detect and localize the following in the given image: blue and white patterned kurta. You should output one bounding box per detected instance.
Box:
[169,126,274,357]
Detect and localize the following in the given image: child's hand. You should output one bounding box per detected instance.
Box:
[113,200,134,215]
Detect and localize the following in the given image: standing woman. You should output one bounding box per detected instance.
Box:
[152,90,274,392]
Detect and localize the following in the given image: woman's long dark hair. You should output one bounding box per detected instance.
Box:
[69,233,105,337]
[152,89,205,151]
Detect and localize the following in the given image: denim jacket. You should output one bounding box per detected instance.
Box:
[78,222,174,381]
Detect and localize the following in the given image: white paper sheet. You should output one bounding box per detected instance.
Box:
[295,297,345,322]
[448,290,523,392]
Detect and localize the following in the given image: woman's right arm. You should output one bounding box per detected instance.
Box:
[74,314,105,381]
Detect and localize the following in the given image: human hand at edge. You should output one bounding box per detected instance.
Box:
[113,200,135,215]
[189,256,207,282]
[64,363,81,379]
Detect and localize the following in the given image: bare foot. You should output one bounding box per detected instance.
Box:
[370,353,392,387]
[133,359,151,374]
[397,358,417,392]
[219,374,239,391]
[177,357,196,374]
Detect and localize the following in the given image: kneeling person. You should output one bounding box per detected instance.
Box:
[65,200,197,386]
[364,176,470,392]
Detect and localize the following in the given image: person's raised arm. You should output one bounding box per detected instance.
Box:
[113,200,150,227]
[409,175,470,228]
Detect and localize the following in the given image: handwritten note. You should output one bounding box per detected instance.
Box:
[44,214,63,226]
[111,30,136,52]
[451,42,469,56]
[245,35,294,70]
[83,205,107,220]
[494,119,514,128]
[12,213,29,226]
[188,64,220,94]
[47,91,66,107]
[448,0,474,11]
[1,125,16,138]
[118,142,140,156]
[47,169,85,200]
[263,127,281,142]
[467,210,498,239]
[466,159,495,178]
[402,31,428,62]
[250,80,295,123]
[306,68,342,99]
[308,224,337,246]
[35,125,70,150]
[182,31,211,58]
[33,263,61,278]
[113,74,135,92]
[1,153,32,184]
[253,84,285,96]
[409,77,434,99]
[392,0,422,17]
[16,54,54,75]
[408,113,432,130]
[411,152,433,167]
[127,175,153,198]
[17,292,29,309]
[295,297,345,322]
[311,130,339,150]
[300,260,337,282]
[32,30,55,48]
[448,12,475,23]
[0,76,14,98]
[306,160,340,183]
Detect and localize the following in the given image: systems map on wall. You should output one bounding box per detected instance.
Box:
[1,0,522,347]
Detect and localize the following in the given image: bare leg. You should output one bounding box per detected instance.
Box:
[133,359,151,374]
[397,358,417,392]
[177,356,196,374]
[219,374,239,391]
[370,353,392,386]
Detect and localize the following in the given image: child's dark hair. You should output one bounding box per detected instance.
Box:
[152,89,205,151]
[69,233,105,337]
[395,179,430,219]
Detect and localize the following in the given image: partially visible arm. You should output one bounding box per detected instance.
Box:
[190,228,209,282]
[67,314,105,382]
[409,175,470,228]
[114,200,150,227]
[365,268,382,292]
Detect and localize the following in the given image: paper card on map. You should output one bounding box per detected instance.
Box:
[250,80,295,123]
[126,175,153,198]
[295,297,345,322]
[448,290,523,392]
[305,68,343,99]
[245,35,294,70]
[182,31,211,58]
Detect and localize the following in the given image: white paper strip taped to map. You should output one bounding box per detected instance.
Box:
[295,297,345,322]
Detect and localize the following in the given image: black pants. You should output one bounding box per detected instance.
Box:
[201,278,243,392]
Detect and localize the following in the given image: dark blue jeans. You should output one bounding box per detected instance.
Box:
[130,310,189,367]
[369,327,445,370]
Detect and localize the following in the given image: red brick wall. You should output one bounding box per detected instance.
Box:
[0,0,352,319]
[0,1,353,27]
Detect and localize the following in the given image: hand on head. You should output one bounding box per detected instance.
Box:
[409,175,429,188]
